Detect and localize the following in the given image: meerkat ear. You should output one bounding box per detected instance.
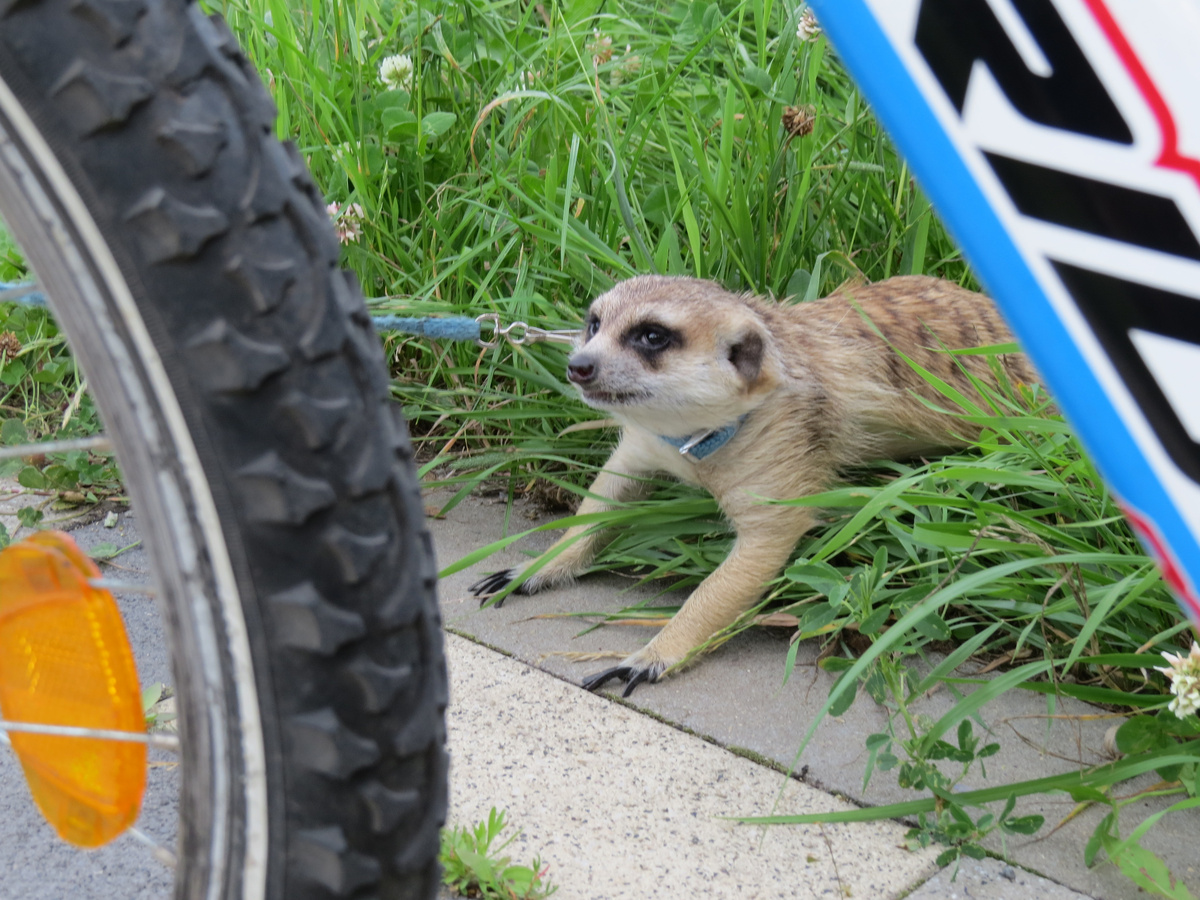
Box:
[727,330,765,383]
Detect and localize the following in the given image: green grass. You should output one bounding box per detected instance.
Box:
[0,0,1195,894]
[225,0,951,302]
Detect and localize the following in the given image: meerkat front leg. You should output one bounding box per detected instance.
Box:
[582,504,815,696]
[469,435,654,602]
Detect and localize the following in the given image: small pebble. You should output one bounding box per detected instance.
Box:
[1000,865,1016,881]
[104,511,118,528]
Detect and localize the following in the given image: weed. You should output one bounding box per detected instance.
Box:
[141,682,177,732]
[0,276,123,513]
[441,808,556,899]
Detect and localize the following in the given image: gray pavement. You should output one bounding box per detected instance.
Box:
[0,479,1194,898]
[905,858,1094,900]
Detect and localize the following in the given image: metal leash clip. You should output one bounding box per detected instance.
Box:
[475,313,579,348]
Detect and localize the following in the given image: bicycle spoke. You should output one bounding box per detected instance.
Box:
[0,435,112,460]
[0,718,179,752]
[128,826,177,868]
[89,578,157,596]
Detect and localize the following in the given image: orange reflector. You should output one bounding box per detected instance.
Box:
[0,530,146,847]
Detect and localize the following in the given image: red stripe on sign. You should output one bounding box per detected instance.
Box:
[1083,0,1200,192]
[1122,503,1200,630]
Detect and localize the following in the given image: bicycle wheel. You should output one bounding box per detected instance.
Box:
[0,0,447,898]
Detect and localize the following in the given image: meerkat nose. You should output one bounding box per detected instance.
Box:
[567,354,598,384]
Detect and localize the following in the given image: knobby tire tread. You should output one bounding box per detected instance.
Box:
[0,1,447,898]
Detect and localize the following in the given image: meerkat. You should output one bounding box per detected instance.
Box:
[470,274,1035,696]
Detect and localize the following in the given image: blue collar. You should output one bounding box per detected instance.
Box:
[659,415,749,461]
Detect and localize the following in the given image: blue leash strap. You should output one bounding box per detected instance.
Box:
[369,314,481,342]
[0,282,46,306]
[372,313,578,346]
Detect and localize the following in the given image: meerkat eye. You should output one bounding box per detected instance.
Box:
[585,314,600,340]
[636,327,672,350]
[623,321,680,357]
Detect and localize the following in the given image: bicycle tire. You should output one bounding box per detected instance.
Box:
[0,1,447,898]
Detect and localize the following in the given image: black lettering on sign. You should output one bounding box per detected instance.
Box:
[916,0,1132,144]
[1052,261,1200,483]
[985,153,1200,261]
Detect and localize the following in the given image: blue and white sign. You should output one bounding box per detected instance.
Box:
[807,0,1200,625]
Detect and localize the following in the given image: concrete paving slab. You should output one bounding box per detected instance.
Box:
[907,858,1092,900]
[444,632,940,899]
[431,487,1200,900]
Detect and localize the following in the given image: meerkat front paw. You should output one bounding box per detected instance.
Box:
[470,557,589,606]
[468,569,528,607]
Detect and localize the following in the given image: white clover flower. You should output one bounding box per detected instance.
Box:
[326,202,366,244]
[796,8,821,41]
[1155,640,1200,718]
[330,141,370,174]
[611,45,641,87]
[379,53,414,91]
[330,141,361,161]
[589,29,613,66]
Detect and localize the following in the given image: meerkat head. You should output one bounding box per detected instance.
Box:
[566,275,781,436]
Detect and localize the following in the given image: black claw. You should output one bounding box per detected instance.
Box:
[622,669,653,698]
[581,665,657,696]
[469,569,513,595]
[469,569,515,607]
[581,665,629,692]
